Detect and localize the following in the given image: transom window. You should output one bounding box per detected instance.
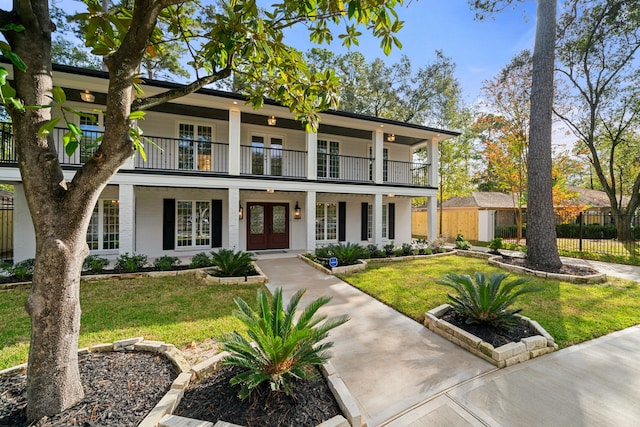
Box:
[317,140,340,179]
[178,123,214,171]
[177,200,211,247]
[316,202,337,241]
[87,199,119,251]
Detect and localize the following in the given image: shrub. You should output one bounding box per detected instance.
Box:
[401,243,413,256]
[488,237,503,254]
[394,248,404,257]
[365,244,385,258]
[438,272,539,330]
[428,237,447,253]
[115,252,148,273]
[153,256,181,271]
[413,238,428,254]
[6,258,35,281]
[210,248,255,277]
[383,243,395,256]
[83,255,109,273]
[190,252,212,268]
[455,234,472,250]
[222,287,348,399]
[314,246,333,259]
[328,242,366,265]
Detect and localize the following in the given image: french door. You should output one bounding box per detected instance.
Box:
[247,202,289,250]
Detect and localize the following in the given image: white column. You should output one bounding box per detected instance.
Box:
[118,184,136,254]
[373,129,384,184]
[427,195,437,239]
[228,108,241,176]
[427,137,439,188]
[373,193,383,245]
[306,131,317,180]
[228,187,240,250]
[305,191,316,251]
[13,184,36,262]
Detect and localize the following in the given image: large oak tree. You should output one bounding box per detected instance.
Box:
[0,0,404,421]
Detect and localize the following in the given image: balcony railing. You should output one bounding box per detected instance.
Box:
[240,145,307,178]
[0,123,431,187]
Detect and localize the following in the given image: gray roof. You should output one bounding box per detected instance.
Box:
[442,192,517,209]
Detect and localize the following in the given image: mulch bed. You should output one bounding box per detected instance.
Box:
[498,256,599,276]
[441,312,537,348]
[174,365,342,427]
[0,352,177,427]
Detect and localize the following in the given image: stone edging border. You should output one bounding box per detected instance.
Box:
[298,250,455,276]
[0,337,358,427]
[424,304,558,368]
[0,264,268,291]
[487,255,607,284]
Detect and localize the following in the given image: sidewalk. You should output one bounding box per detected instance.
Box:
[257,256,640,427]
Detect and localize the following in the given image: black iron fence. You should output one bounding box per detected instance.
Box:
[495,210,640,258]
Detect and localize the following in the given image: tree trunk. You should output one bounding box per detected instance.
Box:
[525,0,562,270]
[613,212,636,255]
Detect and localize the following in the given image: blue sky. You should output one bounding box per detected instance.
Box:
[282,1,539,103]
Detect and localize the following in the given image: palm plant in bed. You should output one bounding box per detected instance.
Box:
[210,248,256,277]
[222,287,348,399]
[438,272,540,330]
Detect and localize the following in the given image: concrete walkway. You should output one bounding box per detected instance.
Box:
[257,255,640,427]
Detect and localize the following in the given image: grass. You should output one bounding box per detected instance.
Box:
[339,254,640,349]
[0,274,263,370]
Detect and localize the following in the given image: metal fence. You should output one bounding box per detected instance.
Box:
[495,210,640,259]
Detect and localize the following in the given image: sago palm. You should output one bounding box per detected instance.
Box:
[438,272,539,330]
[222,287,349,399]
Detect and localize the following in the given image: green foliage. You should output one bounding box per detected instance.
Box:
[455,234,472,250]
[401,243,413,256]
[6,259,35,281]
[83,255,109,273]
[383,243,396,256]
[222,287,348,399]
[394,248,404,257]
[488,238,503,254]
[365,244,386,258]
[327,242,366,266]
[428,237,447,253]
[439,272,540,330]
[153,256,181,271]
[210,249,255,277]
[314,246,333,259]
[190,252,213,268]
[114,252,148,273]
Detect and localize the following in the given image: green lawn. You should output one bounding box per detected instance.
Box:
[340,255,640,349]
[0,275,262,370]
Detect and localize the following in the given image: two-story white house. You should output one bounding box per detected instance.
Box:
[1,64,458,262]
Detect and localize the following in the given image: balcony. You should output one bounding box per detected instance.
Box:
[0,123,432,187]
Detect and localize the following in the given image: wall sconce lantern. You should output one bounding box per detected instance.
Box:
[294,201,302,219]
[80,89,95,103]
[239,203,244,220]
[387,133,395,142]
[267,116,277,126]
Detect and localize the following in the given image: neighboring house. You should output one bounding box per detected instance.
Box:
[1,63,459,262]
[413,187,625,242]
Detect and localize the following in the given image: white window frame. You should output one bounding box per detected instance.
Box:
[248,133,286,176]
[87,199,119,252]
[315,202,338,242]
[367,203,389,240]
[176,122,216,171]
[317,139,340,179]
[175,200,212,248]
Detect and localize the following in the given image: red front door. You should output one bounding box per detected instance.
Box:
[247,203,289,250]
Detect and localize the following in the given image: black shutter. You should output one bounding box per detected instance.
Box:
[212,199,223,248]
[388,203,395,240]
[361,202,368,241]
[338,202,347,241]
[162,199,175,250]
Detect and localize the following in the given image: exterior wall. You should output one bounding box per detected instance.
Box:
[13,184,35,262]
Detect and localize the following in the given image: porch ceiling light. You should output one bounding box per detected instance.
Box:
[266,188,275,193]
[387,133,395,142]
[294,201,302,219]
[267,116,277,126]
[80,89,95,103]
